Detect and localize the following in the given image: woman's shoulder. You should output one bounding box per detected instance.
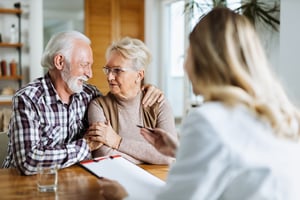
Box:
[187,101,255,122]
[186,102,230,120]
[181,102,262,138]
[180,102,226,135]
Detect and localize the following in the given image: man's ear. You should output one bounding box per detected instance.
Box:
[54,54,64,70]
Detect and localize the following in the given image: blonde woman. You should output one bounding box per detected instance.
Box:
[98,8,300,200]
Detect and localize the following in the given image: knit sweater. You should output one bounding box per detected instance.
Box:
[88,91,177,164]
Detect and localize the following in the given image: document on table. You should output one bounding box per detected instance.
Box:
[79,155,165,199]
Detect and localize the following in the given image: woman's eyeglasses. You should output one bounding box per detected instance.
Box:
[102,67,134,76]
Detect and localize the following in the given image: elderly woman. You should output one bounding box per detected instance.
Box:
[87,37,177,165]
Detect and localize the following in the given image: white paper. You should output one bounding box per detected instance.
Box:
[80,155,165,199]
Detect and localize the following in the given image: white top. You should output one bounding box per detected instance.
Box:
[128,102,300,200]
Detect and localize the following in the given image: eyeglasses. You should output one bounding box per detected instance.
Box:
[102,67,134,76]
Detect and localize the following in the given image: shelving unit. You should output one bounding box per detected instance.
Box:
[0,3,22,106]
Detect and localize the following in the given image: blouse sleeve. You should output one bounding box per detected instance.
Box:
[156,105,286,200]
[155,108,232,200]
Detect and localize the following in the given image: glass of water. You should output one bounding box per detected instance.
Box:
[37,163,58,192]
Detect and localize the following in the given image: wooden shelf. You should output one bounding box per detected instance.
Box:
[0,43,23,48]
[0,95,13,106]
[0,100,12,106]
[0,5,22,106]
[0,8,22,14]
[0,76,22,80]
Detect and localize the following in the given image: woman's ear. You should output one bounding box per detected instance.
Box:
[53,54,64,70]
[136,70,144,82]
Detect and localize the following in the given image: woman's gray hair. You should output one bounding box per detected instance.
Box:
[106,37,152,70]
[41,30,91,70]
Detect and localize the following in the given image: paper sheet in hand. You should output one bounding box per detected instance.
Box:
[79,155,165,198]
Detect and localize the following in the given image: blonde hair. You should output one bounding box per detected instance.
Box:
[189,7,300,140]
[105,37,152,70]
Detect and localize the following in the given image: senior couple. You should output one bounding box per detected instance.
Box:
[2,31,177,175]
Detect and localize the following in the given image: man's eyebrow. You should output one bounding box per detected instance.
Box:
[104,65,122,68]
[80,62,91,65]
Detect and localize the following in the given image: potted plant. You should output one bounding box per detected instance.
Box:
[184,0,280,31]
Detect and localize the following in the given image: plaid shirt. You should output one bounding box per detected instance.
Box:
[2,72,101,175]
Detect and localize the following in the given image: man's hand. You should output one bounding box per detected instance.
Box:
[85,122,121,149]
[142,84,164,107]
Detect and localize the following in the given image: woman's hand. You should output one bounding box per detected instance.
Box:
[140,128,178,157]
[84,137,103,151]
[85,122,122,149]
[142,84,164,107]
[99,178,128,200]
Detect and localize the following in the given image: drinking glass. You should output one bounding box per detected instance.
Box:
[37,163,58,192]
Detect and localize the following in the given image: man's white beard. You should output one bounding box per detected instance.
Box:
[61,65,88,93]
[66,76,87,93]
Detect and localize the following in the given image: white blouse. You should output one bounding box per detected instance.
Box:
[136,102,300,200]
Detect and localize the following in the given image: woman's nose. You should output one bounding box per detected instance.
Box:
[107,72,115,80]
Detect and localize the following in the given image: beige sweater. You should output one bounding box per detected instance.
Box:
[88,91,177,164]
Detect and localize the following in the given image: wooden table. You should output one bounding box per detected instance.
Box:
[0,164,169,200]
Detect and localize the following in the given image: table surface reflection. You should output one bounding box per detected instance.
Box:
[0,164,169,200]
